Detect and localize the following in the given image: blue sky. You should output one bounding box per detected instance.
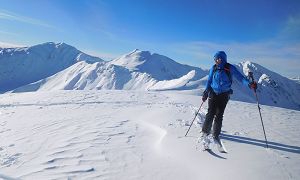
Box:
[0,0,299,77]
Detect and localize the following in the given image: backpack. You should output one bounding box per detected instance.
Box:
[213,63,232,84]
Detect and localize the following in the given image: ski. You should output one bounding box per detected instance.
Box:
[197,134,228,153]
[202,147,211,151]
[201,142,211,151]
[214,139,227,153]
[203,148,212,153]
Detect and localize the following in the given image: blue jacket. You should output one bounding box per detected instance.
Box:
[205,60,250,95]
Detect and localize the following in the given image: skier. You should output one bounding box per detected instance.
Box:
[201,51,257,151]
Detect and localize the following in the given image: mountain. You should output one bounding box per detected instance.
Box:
[290,77,300,84]
[231,61,300,110]
[12,61,157,91]
[109,49,207,81]
[0,42,103,92]
[1,42,299,110]
[12,49,207,92]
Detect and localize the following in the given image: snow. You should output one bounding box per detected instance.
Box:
[1,43,299,110]
[232,61,300,110]
[0,43,300,179]
[0,90,299,180]
[0,42,103,92]
[109,49,147,71]
[149,70,196,90]
[109,49,207,81]
[290,77,300,84]
[12,61,157,91]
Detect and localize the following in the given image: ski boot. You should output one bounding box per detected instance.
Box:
[213,136,227,153]
[200,133,210,151]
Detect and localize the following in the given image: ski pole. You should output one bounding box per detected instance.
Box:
[185,101,204,137]
[248,72,269,148]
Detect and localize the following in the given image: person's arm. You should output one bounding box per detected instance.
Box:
[205,66,214,90]
[202,66,214,101]
[230,65,250,86]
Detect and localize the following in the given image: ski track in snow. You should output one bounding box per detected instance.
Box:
[0,90,299,180]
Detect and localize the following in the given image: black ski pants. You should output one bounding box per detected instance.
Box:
[202,91,229,138]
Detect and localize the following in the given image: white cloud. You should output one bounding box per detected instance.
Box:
[0,30,19,36]
[0,9,59,30]
[0,41,26,48]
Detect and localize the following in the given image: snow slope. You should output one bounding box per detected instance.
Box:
[0,90,299,180]
[232,61,300,110]
[12,61,157,91]
[0,42,103,92]
[11,48,207,92]
[15,59,300,110]
[109,49,207,81]
[1,43,299,110]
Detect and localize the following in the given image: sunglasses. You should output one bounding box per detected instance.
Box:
[214,58,222,62]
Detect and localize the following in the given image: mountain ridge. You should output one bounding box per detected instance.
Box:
[1,42,299,110]
[109,49,207,81]
[0,42,103,92]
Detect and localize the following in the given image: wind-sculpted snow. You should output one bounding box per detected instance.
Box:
[0,90,299,179]
[149,70,196,90]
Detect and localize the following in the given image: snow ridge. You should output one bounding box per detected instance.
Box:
[1,43,299,110]
[110,49,207,81]
[234,61,300,110]
[0,42,103,92]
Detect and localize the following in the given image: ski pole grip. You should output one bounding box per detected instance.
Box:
[248,71,254,82]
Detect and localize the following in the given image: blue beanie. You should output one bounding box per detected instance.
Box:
[214,51,227,62]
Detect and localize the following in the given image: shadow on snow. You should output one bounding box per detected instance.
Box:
[206,149,227,159]
[221,133,300,154]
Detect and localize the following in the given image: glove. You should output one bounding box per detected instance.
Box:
[202,90,209,102]
[249,81,257,90]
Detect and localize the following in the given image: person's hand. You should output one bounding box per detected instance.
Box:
[202,90,208,102]
[249,81,257,90]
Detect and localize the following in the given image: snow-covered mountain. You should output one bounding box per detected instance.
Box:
[12,48,208,92]
[232,61,300,110]
[1,42,299,110]
[290,77,300,84]
[0,42,103,92]
[109,49,207,81]
[12,61,157,91]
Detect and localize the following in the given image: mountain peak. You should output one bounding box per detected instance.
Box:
[110,50,152,71]
[33,42,75,50]
[0,42,103,92]
[110,49,206,81]
[131,48,140,53]
[126,49,151,57]
[2,42,299,110]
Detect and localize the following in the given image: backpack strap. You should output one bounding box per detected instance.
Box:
[213,63,232,84]
[224,63,232,83]
[224,63,230,72]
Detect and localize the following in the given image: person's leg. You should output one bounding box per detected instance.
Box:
[202,94,217,134]
[212,93,229,139]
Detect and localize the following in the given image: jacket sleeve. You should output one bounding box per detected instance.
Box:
[230,65,250,86]
[205,66,214,90]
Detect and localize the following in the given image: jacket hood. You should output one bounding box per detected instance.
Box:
[214,51,227,68]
